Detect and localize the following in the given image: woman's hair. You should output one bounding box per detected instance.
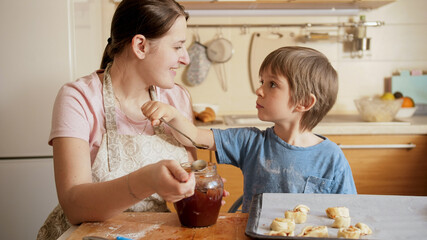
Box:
[259,46,338,131]
[100,0,189,69]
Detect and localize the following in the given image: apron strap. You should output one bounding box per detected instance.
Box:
[102,62,122,171]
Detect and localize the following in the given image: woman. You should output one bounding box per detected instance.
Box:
[37,0,196,239]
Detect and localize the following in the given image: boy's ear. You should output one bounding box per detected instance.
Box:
[295,94,317,112]
[132,34,147,59]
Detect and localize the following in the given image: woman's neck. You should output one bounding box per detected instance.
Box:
[111,60,150,99]
[109,61,151,121]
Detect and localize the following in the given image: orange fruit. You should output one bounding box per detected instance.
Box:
[401,97,415,108]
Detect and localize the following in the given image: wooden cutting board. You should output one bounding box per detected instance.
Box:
[66,212,249,240]
[249,31,296,93]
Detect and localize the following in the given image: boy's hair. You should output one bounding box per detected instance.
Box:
[259,46,338,131]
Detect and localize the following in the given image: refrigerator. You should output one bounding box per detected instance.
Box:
[0,0,105,239]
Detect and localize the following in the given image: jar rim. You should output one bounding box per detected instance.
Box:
[181,161,217,176]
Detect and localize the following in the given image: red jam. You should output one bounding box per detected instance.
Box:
[174,162,223,228]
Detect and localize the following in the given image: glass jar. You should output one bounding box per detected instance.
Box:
[174,162,224,228]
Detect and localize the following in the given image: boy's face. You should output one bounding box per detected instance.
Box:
[256,69,299,124]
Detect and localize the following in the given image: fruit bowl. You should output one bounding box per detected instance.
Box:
[395,107,417,119]
[354,97,403,122]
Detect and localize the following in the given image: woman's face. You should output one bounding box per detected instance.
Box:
[142,16,190,89]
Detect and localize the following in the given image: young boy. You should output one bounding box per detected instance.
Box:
[142,46,357,213]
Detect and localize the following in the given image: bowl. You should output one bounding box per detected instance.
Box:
[395,107,417,119]
[354,97,403,122]
[192,103,219,115]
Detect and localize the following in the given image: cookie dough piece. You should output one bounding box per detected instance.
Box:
[355,222,372,235]
[270,218,295,233]
[285,210,307,224]
[332,216,351,228]
[297,226,329,237]
[294,204,310,214]
[326,206,350,219]
[268,230,294,236]
[337,226,361,239]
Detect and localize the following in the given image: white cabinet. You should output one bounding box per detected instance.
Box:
[0,159,58,239]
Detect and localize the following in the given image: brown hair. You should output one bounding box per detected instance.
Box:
[100,0,189,69]
[259,46,338,131]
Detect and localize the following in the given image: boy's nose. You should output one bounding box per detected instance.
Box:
[255,86,264,97]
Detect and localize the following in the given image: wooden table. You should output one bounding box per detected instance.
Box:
[65,212,250,240]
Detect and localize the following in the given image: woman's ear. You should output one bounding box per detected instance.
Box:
[295,94,317,112]
[132,34,147,59]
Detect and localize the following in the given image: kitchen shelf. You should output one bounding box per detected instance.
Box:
[178,0,395,10]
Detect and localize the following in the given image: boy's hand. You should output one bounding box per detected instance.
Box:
[221,177,230,206]
[141,101,177,126]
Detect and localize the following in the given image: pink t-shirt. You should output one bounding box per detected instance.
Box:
[49,70,194,162]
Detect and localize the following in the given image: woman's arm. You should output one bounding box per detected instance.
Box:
[53,137,195,225]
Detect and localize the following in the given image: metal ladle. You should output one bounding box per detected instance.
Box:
[149,85,209,150]
[159,118,209,150]
[191,159,208,172]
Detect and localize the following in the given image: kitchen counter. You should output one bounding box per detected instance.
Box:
[198,115,427,135]
[60,212,249,240]
[59,194,427,240]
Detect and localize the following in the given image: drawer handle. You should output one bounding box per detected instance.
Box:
[338,143,416,149]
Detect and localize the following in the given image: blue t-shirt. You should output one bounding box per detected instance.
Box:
[212,127,357,213]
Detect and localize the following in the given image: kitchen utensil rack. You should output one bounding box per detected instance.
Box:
[188,21,383,29]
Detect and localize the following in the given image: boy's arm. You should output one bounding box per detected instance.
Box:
[142,101,216,150]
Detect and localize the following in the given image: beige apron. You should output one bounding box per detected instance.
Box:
[37,63,188,239]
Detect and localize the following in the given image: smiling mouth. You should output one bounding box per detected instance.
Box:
[169,68,177,75]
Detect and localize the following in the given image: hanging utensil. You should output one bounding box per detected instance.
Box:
[249,31,295,93]
[185,30,211,86]
[206,31,234,92]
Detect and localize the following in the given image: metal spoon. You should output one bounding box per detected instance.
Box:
[191,159,208,171]
[159,118,209,150]
[149,85,209,150]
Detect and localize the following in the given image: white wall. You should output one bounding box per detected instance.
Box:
[80,0,427,116]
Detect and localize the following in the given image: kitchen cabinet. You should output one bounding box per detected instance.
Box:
[178,0,395,10]
[0,159,58,240]
[193,133,427,213]
[326,134,427,196]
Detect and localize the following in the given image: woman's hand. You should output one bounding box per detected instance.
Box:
[146,160,196,203]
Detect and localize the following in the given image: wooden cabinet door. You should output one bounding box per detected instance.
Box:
[215,158,244,212]
[327,134,427,196]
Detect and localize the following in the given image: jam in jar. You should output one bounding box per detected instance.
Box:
[174,162,223,228]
